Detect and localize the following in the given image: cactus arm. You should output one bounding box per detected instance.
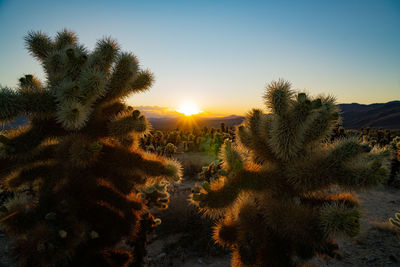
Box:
[337,159,388,189]
[108,110,148,136]
[100,53,139,104]
[20,90,56,116]
[78,68,107,104]
[99,145,182,183]
[192,179,241,210]
[5,161,56,190]
[302,96,338,145]
[24,30,54,61]
[93,180,142,212]
[0,87,23,121]
[269,114,304,161]
[289,140,386,192]
[129,70,153,94]
[263,79,293,116]
[54,29,77,50]
[300,192,359,209]
[192,168,273,210]
[326,137,370,163]
[0,86,55,122]
[100,70,153,105]
[92,162,142,193]
[319,203,360,238]
[238,110,277,162]
[0,120,64,157]
[138,155,182,183]
[89,37,120,72]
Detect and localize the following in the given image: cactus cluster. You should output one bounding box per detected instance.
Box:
[0,30,182,266]
[198,127,233,156]
[351,128,397,148]
[140,127,233,156]
[191,80,389,267]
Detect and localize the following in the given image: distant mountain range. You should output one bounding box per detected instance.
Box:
[1,101,400,130]
[148,100,400,130]
[339,101,400,129]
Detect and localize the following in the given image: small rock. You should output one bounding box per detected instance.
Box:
[198,258,203,264]
[366,256,377,263]
[45,212,56,220]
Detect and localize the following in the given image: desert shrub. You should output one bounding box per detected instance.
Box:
[191,79,389,267]
[0,30,182,266]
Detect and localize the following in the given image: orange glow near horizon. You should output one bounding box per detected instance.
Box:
[177,101,201,116]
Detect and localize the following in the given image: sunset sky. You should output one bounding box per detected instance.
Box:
[0,0,399,116]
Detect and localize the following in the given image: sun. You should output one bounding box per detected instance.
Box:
[177,102,200,116]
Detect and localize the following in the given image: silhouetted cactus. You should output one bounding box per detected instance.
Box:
[164,143,177,157]
[191,80,389,267]
[0,29,182,266]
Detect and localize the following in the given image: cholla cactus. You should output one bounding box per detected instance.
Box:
[198,160,224,182]
[0,30,182,266]
[164,143,177,157]
[191,80,389,267]
[139,181,170,210]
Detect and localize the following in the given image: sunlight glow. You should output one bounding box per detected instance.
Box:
[177,102,201,116]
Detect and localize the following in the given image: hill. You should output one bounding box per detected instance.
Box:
[339,101,400,129]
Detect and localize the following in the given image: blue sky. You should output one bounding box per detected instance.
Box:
[0,0,399,115]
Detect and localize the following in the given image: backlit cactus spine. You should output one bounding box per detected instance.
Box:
[389,212,400,228]
[0,29,182,267]
[191,80,389,267]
